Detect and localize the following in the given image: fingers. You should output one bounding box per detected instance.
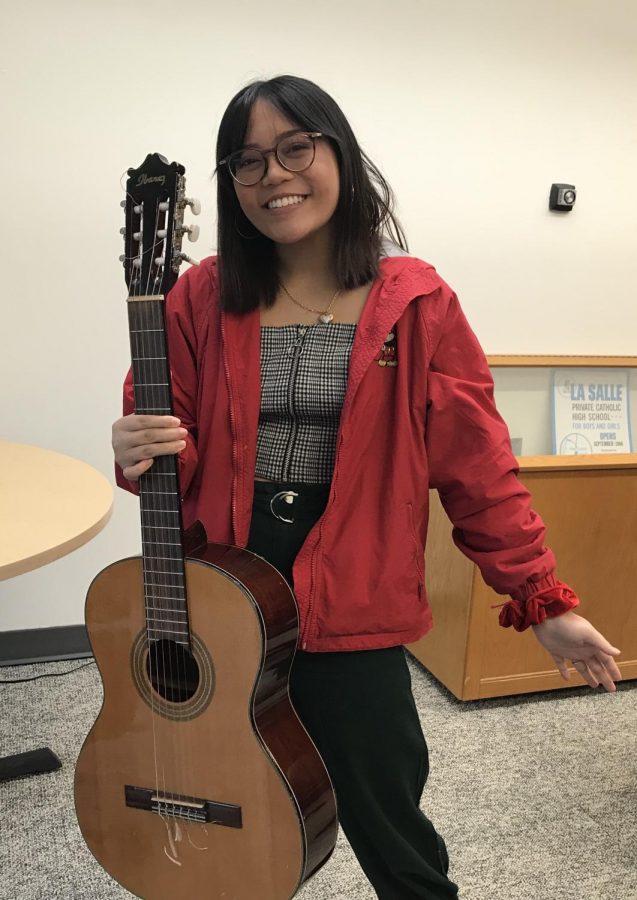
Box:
[553,655,570,681]
[113,414,188,477]
[122,458,154,481]
[572,656,621,693]
[572,659,599,690]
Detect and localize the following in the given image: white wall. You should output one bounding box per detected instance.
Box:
[1,0,636,631]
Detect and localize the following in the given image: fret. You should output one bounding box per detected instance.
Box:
[146,634,189,646]
[146,612,188,622]
[130,329,164,333]
[145,622,187,631]
[144,598,186,606]
[140,508,180,515]
[142,541,182,547]
[143,577,184,585]
[144,601,186,611]
[143,553,183,561]
[144,558,184,565]
[142,525,180,531]
[144,576,185,585]
[136,408,171,412]
[140,490,180,496]
[146,625,189,635]
[135,383,170,387]
[143,561,183,568]
[144,585,184,594]
[132,356,166,361]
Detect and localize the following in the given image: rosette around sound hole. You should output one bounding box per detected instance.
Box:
[131,630,215,721]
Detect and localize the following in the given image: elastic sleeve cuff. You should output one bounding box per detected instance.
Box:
[490,578,581,632]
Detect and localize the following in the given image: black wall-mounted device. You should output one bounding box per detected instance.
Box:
[549,183,576,211]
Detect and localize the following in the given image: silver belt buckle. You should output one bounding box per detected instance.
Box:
[270,490,299,523]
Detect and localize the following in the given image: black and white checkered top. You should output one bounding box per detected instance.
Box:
[256,322,357,484]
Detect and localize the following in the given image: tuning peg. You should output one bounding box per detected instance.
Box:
[177,252,200,266]
[157,229,167,239]
[134,205,142,214]
[185,197,201,215]
[178,223,200,242]
[120,200,126,209]
[158,202,169,211]
[119,227,126,235]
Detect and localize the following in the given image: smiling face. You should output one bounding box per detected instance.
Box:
[233,99,341,247]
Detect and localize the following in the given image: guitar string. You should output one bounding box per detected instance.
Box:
[165,181,199,843]
[148,197,177,832]
[161,187,190,832]
[151,189,190,843]
[135,303,165,832]
[133,198,166,833]
[140,294,165,828]
[151,289,179,833]
[149,202,171,830]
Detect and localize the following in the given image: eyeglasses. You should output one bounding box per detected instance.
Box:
[219,131,323,186]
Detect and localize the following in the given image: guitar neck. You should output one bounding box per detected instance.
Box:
[127,295,189,646]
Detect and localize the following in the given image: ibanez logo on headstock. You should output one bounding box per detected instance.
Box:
[136,173,166,187]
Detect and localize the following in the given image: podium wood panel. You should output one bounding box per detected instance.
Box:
[407,462,637,699]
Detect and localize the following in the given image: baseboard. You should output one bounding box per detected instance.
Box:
[0,625,91,666]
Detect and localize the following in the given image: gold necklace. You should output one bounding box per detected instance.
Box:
[280,282,340,324]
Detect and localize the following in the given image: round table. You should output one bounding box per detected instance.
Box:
[0,440,113,581]
[0,440,113,780]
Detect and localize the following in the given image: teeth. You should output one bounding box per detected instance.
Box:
[267,195,306,209]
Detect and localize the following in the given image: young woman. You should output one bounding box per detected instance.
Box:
[113,74,622,899]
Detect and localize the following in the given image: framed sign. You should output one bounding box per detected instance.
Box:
[552,368,633,454]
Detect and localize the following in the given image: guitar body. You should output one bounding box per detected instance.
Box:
[75,540,338,899]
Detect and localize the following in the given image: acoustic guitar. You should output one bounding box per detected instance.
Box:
[74,153,338,899]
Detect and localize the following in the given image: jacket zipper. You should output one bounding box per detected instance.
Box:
[301,327,356,647]
[220,316,239,544]
[407,501,425,597]
[281,326,306,479]
[301,427,345,648]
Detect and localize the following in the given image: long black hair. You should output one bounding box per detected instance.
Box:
[214,74,408,314]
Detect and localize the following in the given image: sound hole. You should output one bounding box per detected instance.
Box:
[146,639,200,702]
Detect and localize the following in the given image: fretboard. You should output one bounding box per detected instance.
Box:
[127,295,189,647]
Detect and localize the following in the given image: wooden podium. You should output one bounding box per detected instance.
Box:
[407,453,637,700]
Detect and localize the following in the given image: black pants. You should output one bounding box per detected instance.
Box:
[247,481,460,900]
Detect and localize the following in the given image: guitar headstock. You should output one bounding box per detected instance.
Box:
[121,153,200,297]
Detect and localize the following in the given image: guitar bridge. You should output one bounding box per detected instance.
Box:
[125,785,242,827]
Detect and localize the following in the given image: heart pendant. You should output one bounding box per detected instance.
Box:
[319,313,334,324]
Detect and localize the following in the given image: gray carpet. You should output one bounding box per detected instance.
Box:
[0,655,635,900]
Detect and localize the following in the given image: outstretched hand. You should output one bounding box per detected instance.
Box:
[531,611,622,693]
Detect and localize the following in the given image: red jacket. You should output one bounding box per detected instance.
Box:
[116,252,562,651]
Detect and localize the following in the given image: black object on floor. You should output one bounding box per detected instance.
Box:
[0,747,62,781]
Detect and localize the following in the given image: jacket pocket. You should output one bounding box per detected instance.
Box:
[407,502,425,588]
